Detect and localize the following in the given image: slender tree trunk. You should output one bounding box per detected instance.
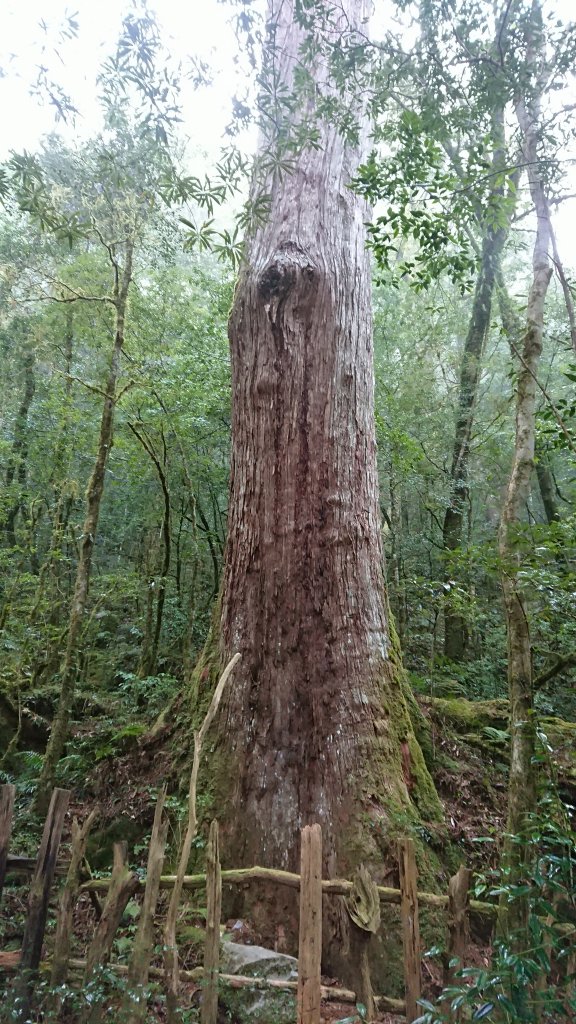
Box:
[497,276,561,527]
[442,110,516,661]
[41,307,76,614]
[202,0,442,979]
[139,535,158,681]
[196,499,221,602]
[34,242,134,814]
[0,346,36,636]
[498,3,552,936]
[25,309,75,688]
[129,424,172,678]
[535,442,560,525]
[181,491,199,679]
[4,345,36,549]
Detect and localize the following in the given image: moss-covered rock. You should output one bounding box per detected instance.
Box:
[423,696,576,790]
[217,942,297,1024]
[422,696,509,732]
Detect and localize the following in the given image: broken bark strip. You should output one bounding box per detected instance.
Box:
[84,842,140,975]
[80,867,496,916]
[0,783,15,904]
[346,865,380,1020]
[297,823,322,1024]
[123,791,169,1024]
[398,839,421,1024]
[13,787,70,1023]
[51,809,98,990]
[201,820,222,1024]
[348,922,375,1017]
[82,842,140,1024]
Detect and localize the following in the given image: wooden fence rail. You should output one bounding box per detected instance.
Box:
[4,857,498,918]
[72,866,497,917]
[0,782,499,1023]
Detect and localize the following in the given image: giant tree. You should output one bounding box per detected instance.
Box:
[198,0,442,976]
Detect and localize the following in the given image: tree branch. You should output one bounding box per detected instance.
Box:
[549,221,576,356]
[508,340,576,455]
[534,653,576,691]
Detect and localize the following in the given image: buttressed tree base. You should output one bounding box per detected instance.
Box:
[190,0,444,982]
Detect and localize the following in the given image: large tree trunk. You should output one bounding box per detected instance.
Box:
[202,0,442,977]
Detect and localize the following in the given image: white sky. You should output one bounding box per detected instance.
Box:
[0,0,246,157]
[0,0,575,259]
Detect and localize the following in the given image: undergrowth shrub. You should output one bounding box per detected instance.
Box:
[415,792,576,1023]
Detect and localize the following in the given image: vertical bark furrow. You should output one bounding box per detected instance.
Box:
[210,0,440,890]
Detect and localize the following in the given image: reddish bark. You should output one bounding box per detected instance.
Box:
[207,0,441,899]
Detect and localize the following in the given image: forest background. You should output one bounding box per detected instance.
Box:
[0,0,576,1020]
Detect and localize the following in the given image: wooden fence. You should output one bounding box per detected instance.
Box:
[0,783,497,1023]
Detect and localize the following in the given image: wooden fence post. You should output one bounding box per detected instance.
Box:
[445,865,471,1022]
[0,783,16,905]
[121,790,169,1023]
[13,787,70,1023]
[398,838,421,1024]
[82,842,140,1024]
[201,819,222,1024]
[50,809,99,994]
[297,823,322,1024]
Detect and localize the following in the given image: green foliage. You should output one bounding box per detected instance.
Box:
[537,361,576,450]
[0,749,43,796]
[93,723,148,762]
[353,132,479,291]
[415,797,576,1023]
[1,965,163,1023]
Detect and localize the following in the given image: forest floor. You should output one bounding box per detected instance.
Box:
[2,691,575,1022]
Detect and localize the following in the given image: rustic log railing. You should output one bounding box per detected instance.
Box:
[0,782,496,1023]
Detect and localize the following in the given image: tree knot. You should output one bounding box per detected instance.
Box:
[257,242,316,303]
